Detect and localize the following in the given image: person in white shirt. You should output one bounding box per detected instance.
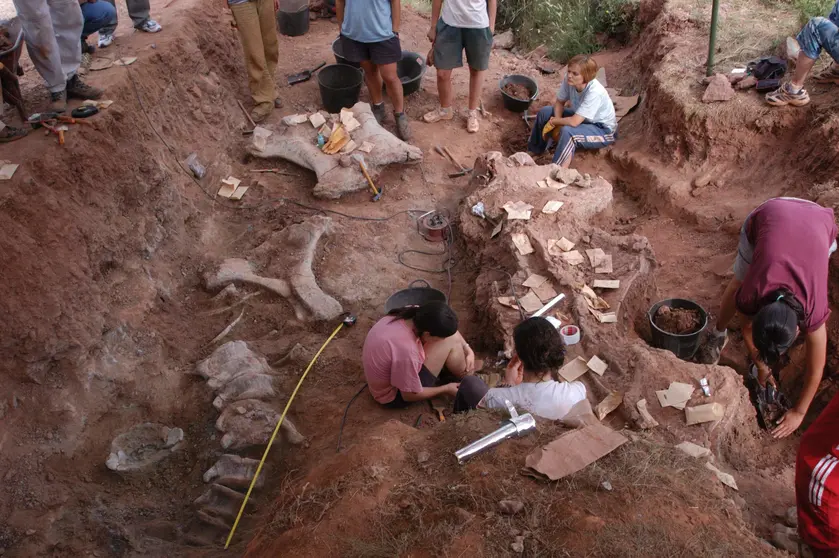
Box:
[422,0,497,133]
[527,54,617,168]
[480,317,587,421]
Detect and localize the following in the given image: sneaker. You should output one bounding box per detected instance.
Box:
[696,328,728,365]
[466,109,479,133]
[137,19,162,33]
[395,112,411,141]
[66,74,103,100]
[422,106,453,123]
[250,101,273,123]
[49,89,67,113]
[813,64,839,84]
[98,32,114,48]
[371,102,386,125]
[765,82,810,106]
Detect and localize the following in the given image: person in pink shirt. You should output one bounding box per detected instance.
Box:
[701,198,837,438]
[362,301,488,411]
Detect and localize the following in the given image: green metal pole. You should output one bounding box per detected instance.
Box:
[706,0,721,76]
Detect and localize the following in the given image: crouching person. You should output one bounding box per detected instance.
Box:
[363,301,488,412]
[480,317,586,420]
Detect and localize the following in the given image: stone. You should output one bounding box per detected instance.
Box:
[508,152,535,167]
[702,74,735,103]
[498,499,524,515]
[105,423,184,472]
[416,450,430,464]
[693,173,714,188]
[551,166,582,185]
[771,523,800,554]
[676,441,711,459]
[736,76,758,90]
[785,506,798,528]
[601,481,613,491]
[493,30,514,50]
[511,535,525,553]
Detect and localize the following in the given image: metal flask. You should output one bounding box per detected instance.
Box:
[454,401,536,464]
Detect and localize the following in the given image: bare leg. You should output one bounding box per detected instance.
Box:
[437,68,454,108]
[467,67,485,110]
[379,62,404,113]
[423,331,468,378]
[360,60,383,105]
[791,52,818,89]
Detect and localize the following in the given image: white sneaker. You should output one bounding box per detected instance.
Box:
[137,19,162,33]
[98,33,114,48]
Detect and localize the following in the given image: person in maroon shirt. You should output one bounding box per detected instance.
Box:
[702,198,837,438]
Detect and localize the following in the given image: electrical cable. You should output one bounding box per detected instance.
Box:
[336,384,369,453]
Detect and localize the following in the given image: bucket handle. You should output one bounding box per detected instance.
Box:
[408,279,431,289]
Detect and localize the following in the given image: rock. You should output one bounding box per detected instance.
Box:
[785,506,798,528]
[771,523,800,554]
[105,423,184,472]
[508,152,536,167]
[498,499,524,515]
[493,30,514,50]
[416,450,430,464]
[551,166,582,185]
[702,74,735,103]
[693,173,714,188]
[736,75,758,90]
[511,535,525,553]
[601,480,613,491]
[733,495,747,508]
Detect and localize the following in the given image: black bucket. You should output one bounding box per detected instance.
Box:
[384,280,447,314]
[499,74,538,113]
[277,7,309,37]
[383,51,426,96]
[332,37,361,68]
[648,298,708,360]
[318,64,364,113]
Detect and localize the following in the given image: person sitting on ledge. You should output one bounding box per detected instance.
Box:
[363,301,488,412]
[479,317,587,420]
[527,54,616,168]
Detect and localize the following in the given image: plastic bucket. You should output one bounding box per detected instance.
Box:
[384,51,426,96]
[384,280,447,313]
[499,74,538,112]
[648,298,708,360]
[318,64,364,113]
[277,7,309,37]
[332,37,361,68]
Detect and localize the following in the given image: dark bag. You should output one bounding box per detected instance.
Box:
[748,56,787,80]
[756,78,781,92]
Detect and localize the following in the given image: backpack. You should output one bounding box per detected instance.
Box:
[748,56,787,80]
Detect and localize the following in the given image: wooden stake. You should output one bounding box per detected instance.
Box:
[237,99,256,129]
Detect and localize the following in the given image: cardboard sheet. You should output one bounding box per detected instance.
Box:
[503,201,534,220]
[586,355,608,376]
[561,250,585,266]
[542,200,564,214]
[524,423,628,481]
[595,254,613,274]
[586,248,606,267]
[512,233,534,255]
[522,274,548,289]
[559,356,589,382]
[518,291,544,313]
[533,283,558,303]
[593,279,620,289]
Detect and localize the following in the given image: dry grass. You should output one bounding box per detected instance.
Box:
[263,472,350,534]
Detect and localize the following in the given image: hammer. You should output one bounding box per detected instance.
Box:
[434,145,473,177]
[351,153,383,201]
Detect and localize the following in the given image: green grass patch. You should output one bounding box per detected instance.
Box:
[793,0,835,24]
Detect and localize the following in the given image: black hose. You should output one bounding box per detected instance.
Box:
[336,384,369,453]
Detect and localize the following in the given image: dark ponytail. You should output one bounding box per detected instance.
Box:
[752,289,804,367]
[513,317,566,374]
[388,301,458,338]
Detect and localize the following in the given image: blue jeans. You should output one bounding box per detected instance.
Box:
[797,0,839,62]
[81,1,118,40]
[527,106,616,166]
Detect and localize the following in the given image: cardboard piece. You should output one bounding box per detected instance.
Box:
[611,94,640,122]
[636,399,659,428]
[556,237,575,252]
[590,309,618,323]
[561,250,585,266]
[340,140,358,154]
[595,254,614,274]
[586,355,608,376]
[685,403,725,425]
[593,279,620,289]
[339,108,355,125]
[546,177,567,190]
[523,423,628,481]
[503,201,534,220]
[0,163,19,180]
[512,233,534,255]
[217,176,241,198]
[522,274,549,289]
[358,141,375,153]
[82,99,114,109]
[586,248,606,267]
[344,117,361,133]
[536,179,548,188]
[542,200,564,214]
[559,356,589,382]
[533,283,558,303]
[491,220,503,238]
[676,441,712,459]
[229,184,249,200]
[657,382,694,410]
[706,462,738,490]
[518,291,544,314]
[309,113,326,128]
[594,392,623,421]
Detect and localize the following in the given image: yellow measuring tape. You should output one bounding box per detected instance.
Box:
[224,321,347,549]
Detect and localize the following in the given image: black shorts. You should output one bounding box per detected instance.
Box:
[383,365,437,409]
[339,34,401,65]
[383,366,488,413]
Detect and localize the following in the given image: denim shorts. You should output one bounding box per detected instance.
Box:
[797,0,839,61]
[432,19,492,71]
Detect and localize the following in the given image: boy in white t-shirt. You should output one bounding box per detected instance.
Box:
[423,0,497,133]
[480,317,587,421]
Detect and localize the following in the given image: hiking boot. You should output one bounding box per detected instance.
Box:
[137,19,162,33]
[696,328,728,365]
[250,101,273,123]
[49,89,67,113]
[422,106,453,123]
[813,64,839,84]
[395,112,411,141]
[466,109,479,133]
[98,32,114,48]
[66,75,103,100]
[371,102,386,125]
[765,82,810,106]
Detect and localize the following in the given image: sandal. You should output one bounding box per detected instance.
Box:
[422,106,453,123]
[0,125,28,143]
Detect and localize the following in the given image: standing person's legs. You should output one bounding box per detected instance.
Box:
[124,0,152,28]
[255,0,279,104]
[81,1,118,40]
[231,0,273,121]
[463,26,492,133]
[359,60,385,107]
[368,35,409,139]
[99,0,119,37]
[13,0,66,93]
[423,331,470,378]
[50,0,84,81]
[553,122,615,167]
[423,20,460,123]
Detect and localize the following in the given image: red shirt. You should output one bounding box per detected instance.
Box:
[362,317,426,404]
[736,198,837,333]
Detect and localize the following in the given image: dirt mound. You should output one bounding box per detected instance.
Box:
[654,305,701,334]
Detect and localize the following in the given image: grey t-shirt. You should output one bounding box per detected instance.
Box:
[556,77,617,132]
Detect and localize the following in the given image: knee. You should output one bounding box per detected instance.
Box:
[537,105,554,119]
[459,375,485,391]
[437,69,453,81]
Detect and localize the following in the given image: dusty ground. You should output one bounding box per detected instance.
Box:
[1,0,838,555]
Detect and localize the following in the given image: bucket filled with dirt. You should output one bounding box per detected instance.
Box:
[499,74,538,112]
[648,298,708,360]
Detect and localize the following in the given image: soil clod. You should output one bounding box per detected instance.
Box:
[502,82,531,101]
[654,305,702,334]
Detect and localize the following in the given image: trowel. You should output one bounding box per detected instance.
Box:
[287,62,326,85]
